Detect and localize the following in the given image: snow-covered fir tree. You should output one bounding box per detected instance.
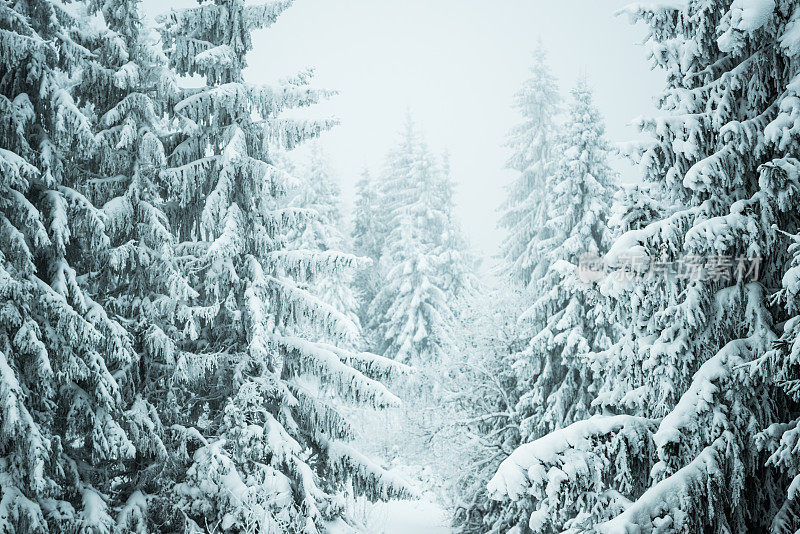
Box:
[481,80,617,533]
[352,169,384,266]
[348,120,474,503]
[0,0,159,529]
[367,119,471,366]
[513,80,617,444]
[351,168,384,326]
[489,2,800,532]
[77,0,193,529]
[498,43,561,287]
[287,143,361,330]
[148,1,411,531]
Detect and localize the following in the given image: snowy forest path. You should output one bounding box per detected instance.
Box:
[377,499,453,534]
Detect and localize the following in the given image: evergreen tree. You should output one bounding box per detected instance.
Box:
[351,168,384,328]
[0,0,153,529]
[499,44,561,287]
[513,80,617,444]
[352,169,384,265]
[482,81,617,533]
[367,119,470,365]
[149,1,410,531]
[80,2,195,526]
[489,2,800,532]
[349,121,474,502]
[288,144,360,330]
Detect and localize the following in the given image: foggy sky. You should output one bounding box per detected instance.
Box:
[142,0,665,259]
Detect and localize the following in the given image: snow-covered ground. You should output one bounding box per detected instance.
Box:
[375,499,453,534]
[326,499,452,534]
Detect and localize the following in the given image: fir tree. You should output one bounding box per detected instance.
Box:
[514,80,617,444]
[499,44,561,287]
[484,81,617,533]
[352,169,384,266]
[490,2,800,532]
[79,1,192,525]
[367,119,470,365]
[350,121,473,501]
[351,168,384,328]
[150,1,411,531]
[0,0,148,530]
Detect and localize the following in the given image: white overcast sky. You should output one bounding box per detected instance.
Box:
[142,0,665,258]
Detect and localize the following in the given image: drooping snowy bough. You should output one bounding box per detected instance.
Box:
[488,416,657,533]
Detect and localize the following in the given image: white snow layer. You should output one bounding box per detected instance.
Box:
[487,415,653,501]
[731,0,775,31]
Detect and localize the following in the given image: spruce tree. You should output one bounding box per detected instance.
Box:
[287,144,360,330]
[80,2,195,526]
[0,0,150,530]
[483,81,617,533]
[499,44,561,287]
[352,169,384,266]
[351,168,384,329]
[367,120,470,365]
[150,1,410,531]
[349,121,473,500]
[489,2,800,532]
[514,80,617,444]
